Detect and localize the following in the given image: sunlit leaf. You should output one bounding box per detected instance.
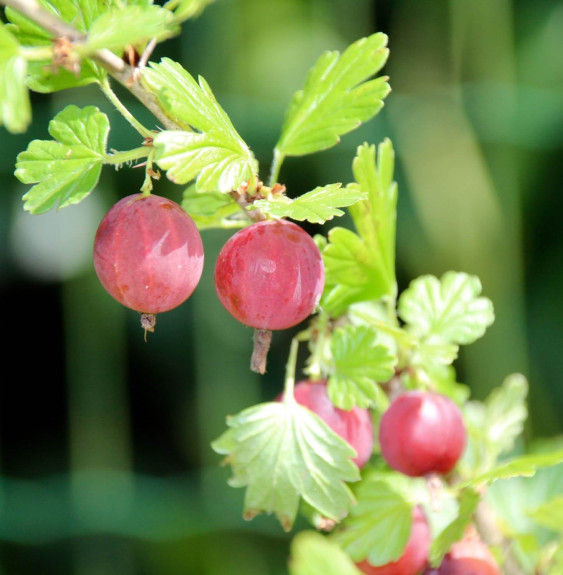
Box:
[0,25,30,133]
[333,471,413,566]
[348,140,396,293]
[329,325,396,410]
[460,451,563,488]
[16,105,109,213]
[252,184,366,224]
[212,400,360,531]
[485,374,528,457]
[528,496,563,534]
[276,33,390,157]
[153,129,257,193]
[289,531,361,575]
[398,272,495,345]
[144,58,257,191]
[82,5,178,54]
[164,0,215,21]
[5,0,106,93]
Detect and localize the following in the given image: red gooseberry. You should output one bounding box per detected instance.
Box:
[378,391,467,477]
[93,193,204,327]
[214,218,324,331]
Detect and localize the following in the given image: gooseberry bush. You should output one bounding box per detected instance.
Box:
[2,0,563,573]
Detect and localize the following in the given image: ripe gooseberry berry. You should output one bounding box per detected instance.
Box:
[356,506,431,575]
[214,218,324,373]
[277,380,373,468]
[437,537,500,575]
[214,218,324,330]
[93,193,204,331]
[378,391,467,477]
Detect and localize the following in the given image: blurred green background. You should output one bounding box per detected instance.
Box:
[1,0,563,573]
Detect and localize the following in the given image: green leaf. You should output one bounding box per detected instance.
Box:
[319,141,397,314]
[144,58,257,192]
[460,451,563,488]
[461,375,529,477]
[413,337,459,371]
[321,284,379,319]
[5,0,106,93]
[333,472,413,566]
[153,130,257,193]
[181,184,247,229]
[484,374,528,457]
[6,0,101,37]
[0,25,30,134]
[143,57,245,135]
[348,140,397,294]
[528,496,563,533]
[82,5,178,54]
[322,227,386,296]
[328,325,396,410]
[252,184,367,224]
[398,271,495,345]
[16,105,109,213]
[289,531,362,575]
[429,488,480,567]
[211,401,360,532]
[275,33,390,157]
[164,0,215,21]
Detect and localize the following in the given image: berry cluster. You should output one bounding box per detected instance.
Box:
[93,193,324,349]
[93,193,499,575]
[287,384,499,574]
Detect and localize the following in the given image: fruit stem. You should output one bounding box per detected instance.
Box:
[100,76,155,139]
[268,148,285,187]
[305,311,329,381]
[250,329,272,374]
[104,146,150,166]
[282,336,300,406]
[20,45,54,60]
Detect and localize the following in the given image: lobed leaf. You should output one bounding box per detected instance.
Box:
[252,184,367,224]
[328,325,396,410]
[275,33,390,157]
[164,0,216,21]
[333,472,413,566]
[411,337,459,373]
[459,451,563,488]
[398,271,495,345]
[16,105,109,213]
[319,141,397,315]
[528,496,563,534]
[348,140,397,292]
[211,401,360,531]
[153,129,257,193]
[143,58,244,135]
[485,374,528,457]
[0,25,30,133]
[144,59,257,191]
[289,531,362,575]
[82,5,178,54]
[5,0,106,93]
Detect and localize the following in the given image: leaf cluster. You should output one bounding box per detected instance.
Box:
[4,3,563,574]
